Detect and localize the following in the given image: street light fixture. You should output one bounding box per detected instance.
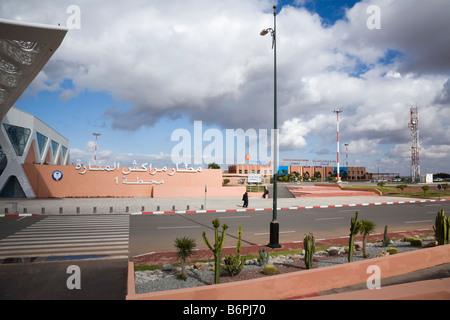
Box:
[261,5,281,249]
[93,132,101,166]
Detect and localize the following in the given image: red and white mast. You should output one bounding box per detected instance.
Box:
[333,109,343,182]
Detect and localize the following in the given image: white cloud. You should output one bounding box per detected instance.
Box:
[280,114,334,150]
[346,138,382,156]
[1,0,449,174]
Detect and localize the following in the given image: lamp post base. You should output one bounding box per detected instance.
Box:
[267,220,281,249]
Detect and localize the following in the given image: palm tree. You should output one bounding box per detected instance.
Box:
[174,236,197,279]
[359,220,376,258]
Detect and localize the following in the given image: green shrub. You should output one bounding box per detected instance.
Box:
[344,246,356,254]
[262,265,278,275]
[408,238,423,247]
[257,248,270,267]
[174,236,197,280]
[386,247,399,255]
[176,273,188,281]
[221,226,245,277]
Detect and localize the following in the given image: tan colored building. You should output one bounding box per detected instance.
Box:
[227,164,368,181]
[227,164,273,176]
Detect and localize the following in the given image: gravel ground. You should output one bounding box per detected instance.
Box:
[135,265,262,294]
[317,241,422,268]
[134,238,433,294]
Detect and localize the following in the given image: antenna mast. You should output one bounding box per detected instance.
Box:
[408,106,420,183]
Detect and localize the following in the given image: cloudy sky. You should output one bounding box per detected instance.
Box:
[1,0,449,176]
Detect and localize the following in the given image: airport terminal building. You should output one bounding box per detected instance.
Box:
[0,19,69,198]
[0,19,245,199]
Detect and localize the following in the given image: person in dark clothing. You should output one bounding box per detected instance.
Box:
[242,192,249,207]
[262,187,269,198]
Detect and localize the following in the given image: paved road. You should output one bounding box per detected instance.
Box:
[0,215,129,261]
[129,201,450,256]
[1,196,447,258]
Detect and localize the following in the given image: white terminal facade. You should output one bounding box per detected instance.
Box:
[0,19,68,198]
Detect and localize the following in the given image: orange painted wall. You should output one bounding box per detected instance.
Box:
[23,164,245,198]
[127,244,450,300]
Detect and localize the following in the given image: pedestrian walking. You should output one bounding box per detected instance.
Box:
[262,187,269,198]
[242,192,249,208]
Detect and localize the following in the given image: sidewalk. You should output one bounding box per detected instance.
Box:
[1,194,448,216]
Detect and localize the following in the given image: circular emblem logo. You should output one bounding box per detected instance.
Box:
[52,170,63,181]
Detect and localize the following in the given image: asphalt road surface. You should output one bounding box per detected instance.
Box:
[129,201,450,256]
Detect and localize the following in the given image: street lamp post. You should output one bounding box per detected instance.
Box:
[344,143,349,180]
[93,132,101,166]
[261,5,281,249]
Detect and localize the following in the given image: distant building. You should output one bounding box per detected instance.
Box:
[228,164,368,181]
[228,164,273,176]
[420,174,433,184]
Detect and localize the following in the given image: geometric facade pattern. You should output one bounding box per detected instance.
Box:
[0,18,68,198]
[3,123,31,156]
[0,107,70,198]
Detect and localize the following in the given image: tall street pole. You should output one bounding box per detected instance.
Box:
[93,132,101,166]
[260,5,280,249]
[333,109,342,183]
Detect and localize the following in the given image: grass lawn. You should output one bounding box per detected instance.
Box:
[343,185,450,199]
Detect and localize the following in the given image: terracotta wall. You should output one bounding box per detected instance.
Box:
[23,164,245,198]
[126,244,450,300]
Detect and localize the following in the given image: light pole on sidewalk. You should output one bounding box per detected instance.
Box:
[261,5,281,249]
[93,132,101,166]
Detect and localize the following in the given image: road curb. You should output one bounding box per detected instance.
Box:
[133,198,450,215]
[0,213,43,218]
[1,198,448,217]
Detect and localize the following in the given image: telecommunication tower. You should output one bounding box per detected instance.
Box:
[408,106,420,182]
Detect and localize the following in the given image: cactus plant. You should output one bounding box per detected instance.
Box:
[257,248,270,267]
[303,233,315,269]
[382,225,390,247]
[348,211,362,262]
[386,247,399,255]
[433,210,449,245]
[221,226,245,277]
[202,218,228,284]
[262,264,278,275]
[408,238,423,247]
